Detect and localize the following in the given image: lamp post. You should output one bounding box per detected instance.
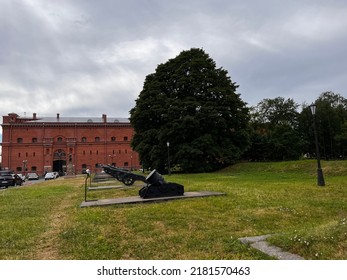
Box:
[309,103,325,186]
[166,141,171,176]
[22,160,27,177]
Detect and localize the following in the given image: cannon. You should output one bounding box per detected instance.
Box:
[102,165,147,186]
[139,170,184,199]
[102,165,184,199]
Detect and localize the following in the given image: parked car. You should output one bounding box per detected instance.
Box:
[44,172,56,180]
[0,174,13,188]
[27,173,39,180]
[0,170,24,187]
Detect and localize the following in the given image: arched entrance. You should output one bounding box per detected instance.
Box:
[53,149,66,173]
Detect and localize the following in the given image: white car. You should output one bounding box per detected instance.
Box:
[27,173,39,180]
[44,172,56,180]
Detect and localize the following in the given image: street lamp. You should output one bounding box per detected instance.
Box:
[22,160,27,176]
[166,141,171,176]
[309,103,325,186]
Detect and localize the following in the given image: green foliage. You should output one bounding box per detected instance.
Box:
[314,92,347,159]
[130,48,250,172]
[247,92,347,161]
[247,97,305,161]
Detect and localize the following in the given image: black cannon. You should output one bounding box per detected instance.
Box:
[102,165,184,199]
[139,170,184,199]
[102,165,147,186]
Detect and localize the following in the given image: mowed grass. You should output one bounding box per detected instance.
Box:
[0,160,346,260]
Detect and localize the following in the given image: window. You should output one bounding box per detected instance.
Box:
[31,166,37,171]
[17,138,23,143]
[18,152,21,157]
[82,137,87,143]
[96,150,99,155]
[95,137,100,142]
[57,137,63,143]
[33,152,36,157]
[82,164,87,169]
[32,138,38,143]
[83,150,86,155]
[124,162,129,167]
[46,149,49,154]
[16,167,22,172]
[124,136,128,141]
[111,136,116,141]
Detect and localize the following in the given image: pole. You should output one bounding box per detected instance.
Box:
[167,142,171,176]
[312,114,325,186]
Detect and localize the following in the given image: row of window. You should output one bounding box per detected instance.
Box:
[17,136,129,143]
[18,149,128,157]
[18,149,130,158]
[15,163,131,172]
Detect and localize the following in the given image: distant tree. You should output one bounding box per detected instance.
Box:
[130,48,250,173]
[247,97,305,161]
[298,91,347,160]
[251,97,299,128]
[315,92,347,159]
[335,121,347,159]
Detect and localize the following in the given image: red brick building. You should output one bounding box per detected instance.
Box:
[1,113,140,175]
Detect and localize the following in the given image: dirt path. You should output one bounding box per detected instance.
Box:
[30,192,75,260]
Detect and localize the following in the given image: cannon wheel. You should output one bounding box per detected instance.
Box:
[122,176,135,186]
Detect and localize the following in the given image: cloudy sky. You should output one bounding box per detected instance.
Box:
[1,0,347,126]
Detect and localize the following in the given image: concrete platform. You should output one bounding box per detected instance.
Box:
[80,191,226,208]
[88,185,137,191]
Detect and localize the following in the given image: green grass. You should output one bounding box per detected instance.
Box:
[0,160,346,260]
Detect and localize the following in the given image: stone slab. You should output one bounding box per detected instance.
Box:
[80,191,226,208]
[239,234,304,260]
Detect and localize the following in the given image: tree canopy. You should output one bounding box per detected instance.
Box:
[130,48,250,173]
[247,92,347,161]
[247,97,305,161]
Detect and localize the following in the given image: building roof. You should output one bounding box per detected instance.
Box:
[26,117,130,123]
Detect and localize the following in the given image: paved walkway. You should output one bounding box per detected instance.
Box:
[239,234,304,260]
[80,191,226,207]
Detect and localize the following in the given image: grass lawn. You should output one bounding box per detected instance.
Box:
[0,160,346,260]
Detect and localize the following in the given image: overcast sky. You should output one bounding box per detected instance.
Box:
[1,0,347,125]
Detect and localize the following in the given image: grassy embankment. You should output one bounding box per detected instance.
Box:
[0,160,346,260]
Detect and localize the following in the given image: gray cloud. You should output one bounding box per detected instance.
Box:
[1,0,347,124]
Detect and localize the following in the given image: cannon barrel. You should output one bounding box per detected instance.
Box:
[102,165,147,186]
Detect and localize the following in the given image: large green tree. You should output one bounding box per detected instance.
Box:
[130,48,250,173]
